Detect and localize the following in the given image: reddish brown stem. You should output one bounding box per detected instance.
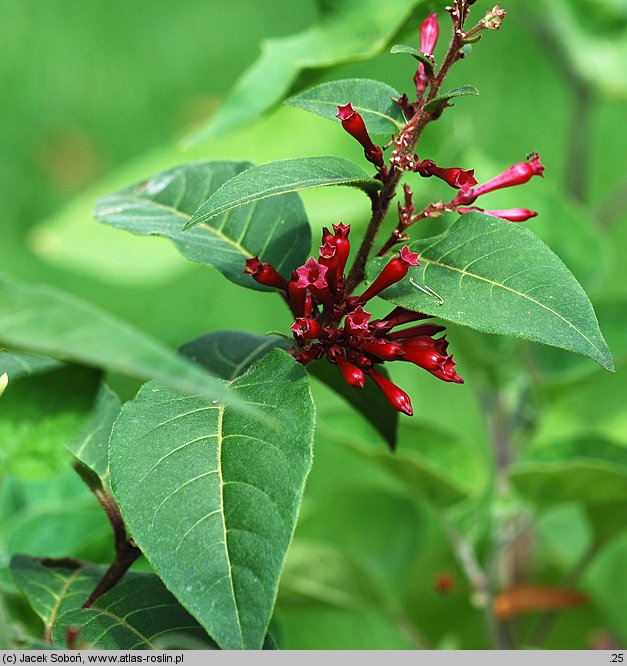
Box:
[344,3,470,289]
[82,487,141,609]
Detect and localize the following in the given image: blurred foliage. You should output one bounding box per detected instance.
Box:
[1,0,626,650]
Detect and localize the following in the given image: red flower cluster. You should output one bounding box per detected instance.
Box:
[245,224,463,416]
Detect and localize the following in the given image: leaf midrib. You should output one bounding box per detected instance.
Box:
[215,403,245,647]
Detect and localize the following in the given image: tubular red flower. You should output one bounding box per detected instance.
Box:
[357,246,420,304]
[336,103,384,168]
[244,257,288,291]
[389,323,446,340]
[417,159,477,192]
[414,12,439,98]
[291,317,323,340]
[345,306,371,333]
[358,339,405,361]
[420,12,440,56]
[295,257,329,290]
[288,271,306,317]
[332,222,351,277]
[371,307,429,334]
[455,154,545,205]
[336,355,365,389]
[401,336,464,384]
[368,368,414,416]
[484,208,538,222]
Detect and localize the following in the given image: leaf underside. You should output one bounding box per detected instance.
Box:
[95,161,311,290]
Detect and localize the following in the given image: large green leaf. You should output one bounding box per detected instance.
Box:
[180,331,290,381]
[10,555,215,648]
[184,0,423,144]
[179,330,398,448]
[95,161,311,289]
[110,350,315,649]
[0,365,100,480]
[187,157,380,229]
[67,383,121,482]
[369,213,613,371]
[0,273,241,406]
[510,436,627,507]
[285,79,405,134]
[0,351,62,385]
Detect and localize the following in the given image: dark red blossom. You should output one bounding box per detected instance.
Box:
[244,257,288,291]
[453,154,545,206]
[295,258,328,290]
[414,12,439,98]
[291,317,323,340]
[368,368,414,416]
[244,225,462,420]
[357,245,420,304]
[336,103,384,168]
[336,356,365,389]
[417,159,477,192]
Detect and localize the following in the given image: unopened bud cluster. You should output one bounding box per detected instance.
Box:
[245,224,462,416]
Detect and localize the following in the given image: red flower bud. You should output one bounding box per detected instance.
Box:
[336,103,384,168]
[358,339,405,361]
[336,355,365,389]
[368,368,414,416]
[417,159,477,192]
[291,317,323,340]
[420,12,440,57]
[288,271,306,317]
[389,323,446,340]
[331,222,351,277]
[483,208,538,222]
[244,257,288,291]
[414,12,439,98]
[357,246,420,304]
[371,307,429,334]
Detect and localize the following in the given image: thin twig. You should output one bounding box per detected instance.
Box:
[82,486,141,609]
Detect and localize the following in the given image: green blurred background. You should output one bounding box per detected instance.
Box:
[1,0,626,649]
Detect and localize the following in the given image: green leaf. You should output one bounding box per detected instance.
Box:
[309,360,398,450]
[0,365,100,480]
[0,351,63,385]
[67,383,121,482]
[110,350,315,649]
[95,161,311,290]
[10,555,215,648]
[184,0,423,144]
[179,330,290,381]
[0,273,243,407]
[340,422,480,507]
[285,79,405,133]
[424,85,479,113]
[279,540,383,610]
[187,157,380,229]
[510,436,627,507]
[389,43,435,68]
[369,213,613,371]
